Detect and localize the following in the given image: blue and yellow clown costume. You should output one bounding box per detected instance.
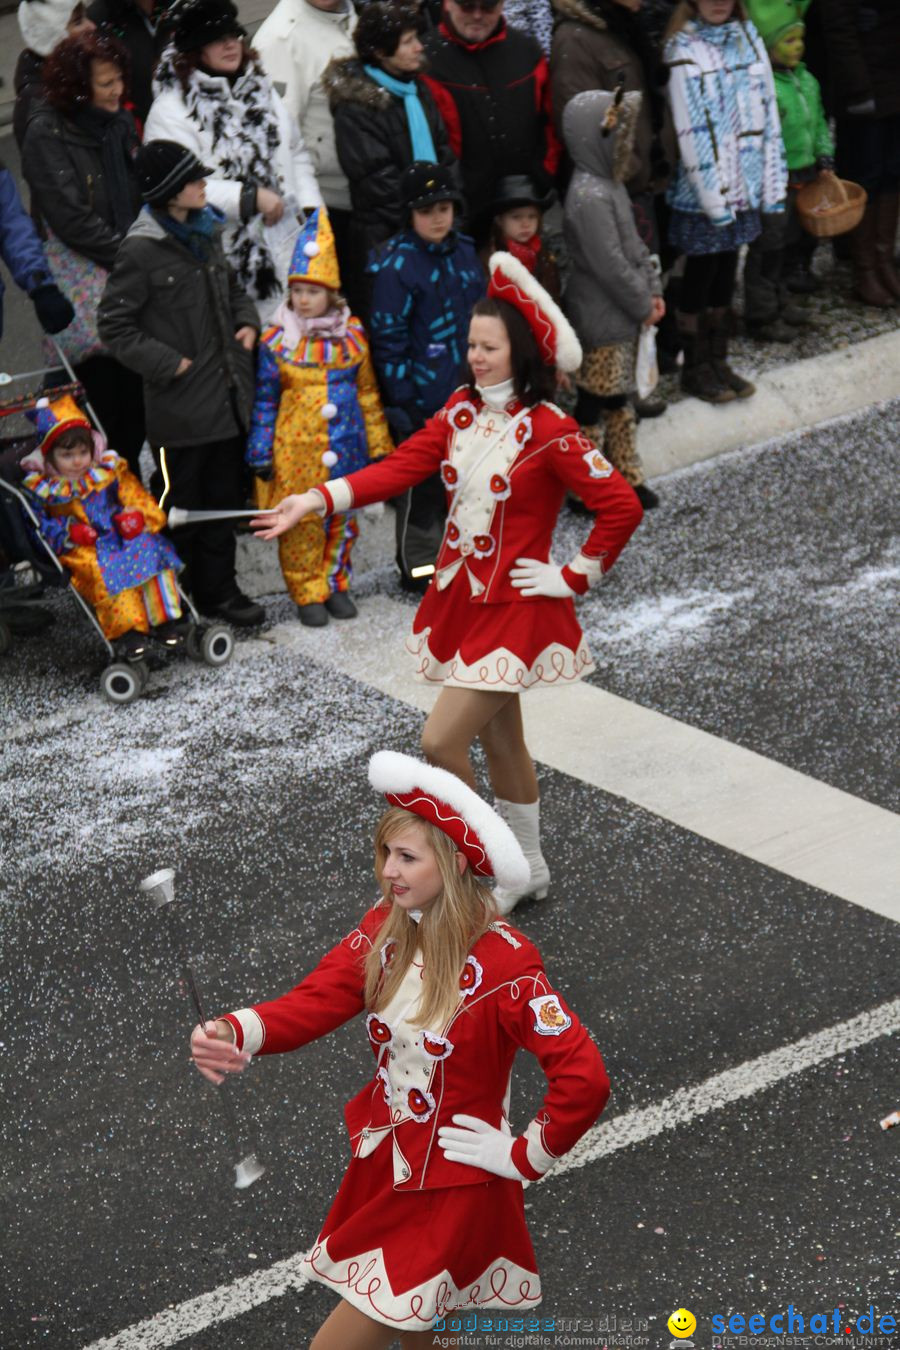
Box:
[23,395,183,640]
[246,208,392,607]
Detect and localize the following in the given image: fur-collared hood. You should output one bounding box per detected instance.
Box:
[563,87,641,184]
[323,57,397,112]
[551,0,609,34]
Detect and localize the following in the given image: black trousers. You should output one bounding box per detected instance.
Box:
[679,250,739,314]
[74,354,146,477]
[153,435,245,607]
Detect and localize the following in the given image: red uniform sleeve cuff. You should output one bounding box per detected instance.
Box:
[561,564,589,596]
[315,483,334,513]
[511,1135,544,1181]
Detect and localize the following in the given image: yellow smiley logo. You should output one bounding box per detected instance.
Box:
[667,1309,697,1339]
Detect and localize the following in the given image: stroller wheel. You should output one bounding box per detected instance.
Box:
[132,659,151,692]
[100,662,144,705]
[0,620,11,655]
[185,625,203,662]
[200,623,234,668]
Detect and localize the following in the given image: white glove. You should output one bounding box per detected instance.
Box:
[509,557,575,599]
[438,1113,524,1180]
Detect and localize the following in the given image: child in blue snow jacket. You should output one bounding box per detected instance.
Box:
[246,207,392,627]
[367,162,485,590]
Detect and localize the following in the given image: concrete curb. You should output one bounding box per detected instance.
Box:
[640,327,900,480]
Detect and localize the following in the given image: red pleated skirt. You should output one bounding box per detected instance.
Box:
[407,574,594,691]
[302,1143,541,1331]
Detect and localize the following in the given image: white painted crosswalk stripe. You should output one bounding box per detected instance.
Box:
[81,996,900,1350]
[246,593,900,924]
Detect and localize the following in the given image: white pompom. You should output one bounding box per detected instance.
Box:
[36,397,50,409]
[321,449,338,468]
[304,241,320,258]
[320,401,338,420]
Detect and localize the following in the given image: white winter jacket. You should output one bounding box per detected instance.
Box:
[144,65,322,221]
[254,0,357,210]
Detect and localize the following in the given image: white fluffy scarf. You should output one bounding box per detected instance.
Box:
[155,45,284,299]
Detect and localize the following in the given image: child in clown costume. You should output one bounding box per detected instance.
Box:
[191,751,610,1347]
[23,395,184,658]
[246,207,392,626]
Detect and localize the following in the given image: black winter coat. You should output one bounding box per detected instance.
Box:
[325,58,458,263]
[21,107,142,267]
[97,210,258,446]
[13,49,46,151]
[817,0,900,119]
[422,19,559,236]
[86,0,174,124]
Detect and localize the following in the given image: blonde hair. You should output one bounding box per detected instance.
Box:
[664,0,747,41]
[363,808,496,1030]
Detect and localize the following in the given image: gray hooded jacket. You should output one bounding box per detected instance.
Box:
[562,89,661,350]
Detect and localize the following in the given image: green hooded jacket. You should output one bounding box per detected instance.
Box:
[773,63,833,171]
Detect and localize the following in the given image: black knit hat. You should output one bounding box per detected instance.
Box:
[401,162,461,212]
[171,0,246,53]
[491,174,555,214]
[137,140,212,205]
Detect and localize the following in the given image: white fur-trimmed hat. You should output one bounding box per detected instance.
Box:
[18,0,75,56]
[368,751,530,891]
[488,250,583,373]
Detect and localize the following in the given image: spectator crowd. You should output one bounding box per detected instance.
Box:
[2,0,898,627]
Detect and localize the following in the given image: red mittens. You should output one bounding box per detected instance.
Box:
[69,521,98,548]
[114,510,144,540]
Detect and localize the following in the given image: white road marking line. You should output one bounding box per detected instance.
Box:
[81,996,900,1350]
[554,995,900,1173]
[249,594,900,924]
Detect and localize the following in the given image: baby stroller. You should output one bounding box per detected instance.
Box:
[0,343,235,704]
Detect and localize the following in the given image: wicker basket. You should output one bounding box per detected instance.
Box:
[796,174,866,238]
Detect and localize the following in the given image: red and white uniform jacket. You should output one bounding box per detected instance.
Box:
[316,386,643,600]
[223,903,610,1191]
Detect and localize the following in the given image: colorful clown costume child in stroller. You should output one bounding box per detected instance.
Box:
[23,395,183,656]
[246,207,392,625]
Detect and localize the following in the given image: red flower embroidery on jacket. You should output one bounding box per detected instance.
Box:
[448,402,476,432]
[407,1086,437,1121]
[459,955,483,995]
[445,520,460,548]
[472,533,495,559]
[421,1032,454,1061]
[440,461,460,490]
[514,415,533,446]
[366,1014,392,1047]
[489,472,511,501]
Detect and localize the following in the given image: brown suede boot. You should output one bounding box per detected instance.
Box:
[678,311,735,404]
[708,307,756,398]
[851,201,896,307]
[874,193,900,301]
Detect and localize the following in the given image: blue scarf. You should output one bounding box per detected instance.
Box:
[152,204,224,261]
[363,65,437,162]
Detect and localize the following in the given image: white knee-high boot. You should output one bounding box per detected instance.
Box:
[492,797,550,915]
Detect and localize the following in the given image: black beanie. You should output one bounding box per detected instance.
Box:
[400,162,461,211]
[137,140,212,206]
[171,0,246,54]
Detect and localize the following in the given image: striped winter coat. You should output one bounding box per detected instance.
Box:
[664,18,787,225]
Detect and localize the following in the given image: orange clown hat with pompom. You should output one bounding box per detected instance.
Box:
[29,394,92,456]
[288,206,341,290]
[488,250,582,373]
